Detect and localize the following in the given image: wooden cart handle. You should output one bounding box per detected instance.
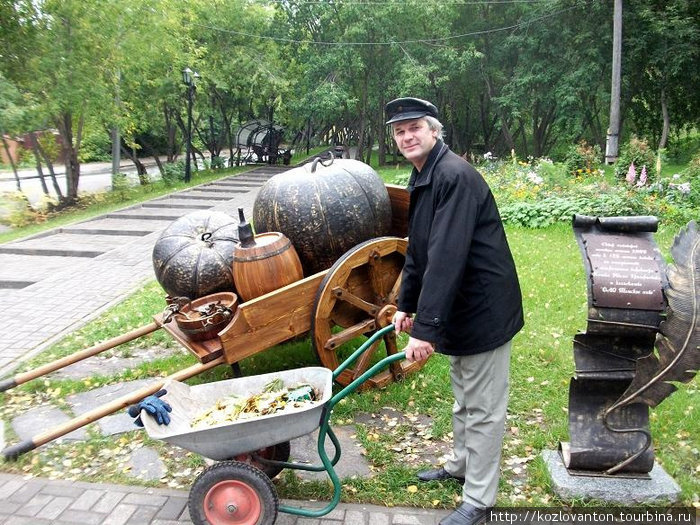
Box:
[0,321,163,393]
[2,355,225,460]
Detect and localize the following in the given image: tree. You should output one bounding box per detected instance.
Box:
[624,0,700,150]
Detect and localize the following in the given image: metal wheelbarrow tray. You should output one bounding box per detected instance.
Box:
[142,367,333,461]
[139,326,403,524]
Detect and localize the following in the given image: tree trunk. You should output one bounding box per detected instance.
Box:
[365,133,373,165]
[483,74,515,152]
[1,131,21,191]
[164,103,178,162]
[378,98,387,166]
[28,132,50,195]
[55,112,81,203]
[120,144,149,184]
[658,87,669,150]
[36,135,64,200]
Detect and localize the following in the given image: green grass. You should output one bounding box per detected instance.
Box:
[1,221,696,508]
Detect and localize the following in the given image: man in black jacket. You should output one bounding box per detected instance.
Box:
[386,97,524,525]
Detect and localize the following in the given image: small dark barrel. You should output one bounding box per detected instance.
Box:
[233,232,303,301]
[253,157,392,275]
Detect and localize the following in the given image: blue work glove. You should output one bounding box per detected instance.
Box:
[128,389,172,427]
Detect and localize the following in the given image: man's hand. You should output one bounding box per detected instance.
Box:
[404,336,435,363]
[392,311,414,334]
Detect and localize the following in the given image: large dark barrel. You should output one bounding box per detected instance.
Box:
[152,211,239,299]
[253,157,392,275]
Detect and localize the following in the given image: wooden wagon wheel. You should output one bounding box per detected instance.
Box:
[311,236,424,388]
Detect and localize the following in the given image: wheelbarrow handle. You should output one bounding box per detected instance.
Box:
[0,321,163,393]
[281,324,408,520]
[329,325,406,408]
[1,356,225,460]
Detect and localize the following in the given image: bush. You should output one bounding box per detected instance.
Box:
[79,131,112,163]
[210,155,226,170]
[0,192,52,228]
[666,133,700,164]
[564,141,602,176]
[161,161,186,185]
[614,136,656,179]
[110,174,137,202]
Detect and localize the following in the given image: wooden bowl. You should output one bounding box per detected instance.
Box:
[174,292,239,341]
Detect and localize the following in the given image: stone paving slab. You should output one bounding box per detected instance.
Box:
[141,200,215,209]
[197,182,262,189]
[223,179,273,185]
[164,193,232,201]
[106,208,192,221]
[0,254,88,283]
[0,233,142,258]
[11,405,88,442]
[185,188,252,196]
[60,218,174,236]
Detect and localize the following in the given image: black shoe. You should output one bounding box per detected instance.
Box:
[416,467,465,484]
[439,503,492,525]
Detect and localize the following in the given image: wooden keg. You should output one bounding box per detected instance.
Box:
[233,232,304,301]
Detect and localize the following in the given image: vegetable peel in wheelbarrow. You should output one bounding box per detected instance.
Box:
[140,367,333,461]
[190,379,320,429]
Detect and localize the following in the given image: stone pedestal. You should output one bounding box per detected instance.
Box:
[543,450,680,504]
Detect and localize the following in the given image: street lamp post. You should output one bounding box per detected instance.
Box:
[182,67,200,183]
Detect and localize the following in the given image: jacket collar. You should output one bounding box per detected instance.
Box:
[408,140,449,189]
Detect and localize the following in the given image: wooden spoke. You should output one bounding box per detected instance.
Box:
[351,339,382,381]
[331,287,379,316]
[311,237,425,388]
[324,319,376,351]
[367,250,386,300]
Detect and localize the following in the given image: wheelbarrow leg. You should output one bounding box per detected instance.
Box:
[1,355,226,460]
[0,321,163,393]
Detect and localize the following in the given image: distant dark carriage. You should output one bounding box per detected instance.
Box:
[234,119,291,165]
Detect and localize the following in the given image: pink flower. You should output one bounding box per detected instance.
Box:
[639,165,647,185]
[626,163,636,184]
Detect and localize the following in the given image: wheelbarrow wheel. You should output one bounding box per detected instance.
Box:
[312,237,424,389]
[189,461,278,525]
[232,440,291,480]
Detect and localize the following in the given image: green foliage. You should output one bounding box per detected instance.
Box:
[563,141,603,176]
[0,192,50,228]
[613,136,657,178]
[160,160,186,185]
[78,130,112,163]
[210,155,225,170]
[666,132,700,164]
[109,174,137,202]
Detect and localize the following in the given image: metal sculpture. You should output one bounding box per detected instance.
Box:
[603,220,700,474]
[561,216,699,476]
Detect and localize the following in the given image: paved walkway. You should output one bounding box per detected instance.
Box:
[0,472,450,525]
[0,163,452,524]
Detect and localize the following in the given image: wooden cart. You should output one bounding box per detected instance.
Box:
[1,184,419,459]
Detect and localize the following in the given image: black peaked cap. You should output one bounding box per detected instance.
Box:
[385,97,438,125]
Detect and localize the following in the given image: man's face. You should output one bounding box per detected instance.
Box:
[391,118,438,169]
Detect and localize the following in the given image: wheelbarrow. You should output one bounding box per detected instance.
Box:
[140,324,406,525]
